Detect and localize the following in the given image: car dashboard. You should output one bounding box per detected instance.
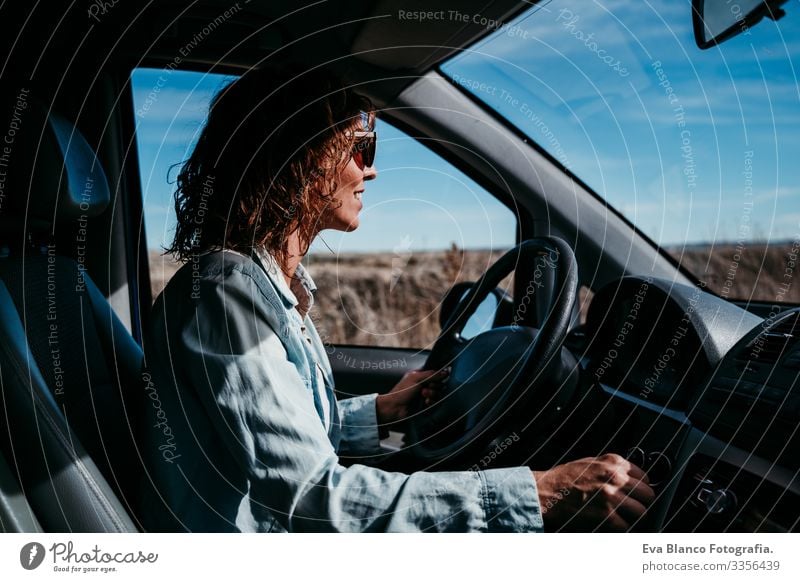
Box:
[583,276,800,532]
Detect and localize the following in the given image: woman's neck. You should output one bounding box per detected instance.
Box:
[283,230,307,287]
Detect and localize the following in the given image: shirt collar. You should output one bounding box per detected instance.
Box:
[253,247,317,318]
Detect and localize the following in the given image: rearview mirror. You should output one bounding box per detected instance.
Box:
[692,0,788,49]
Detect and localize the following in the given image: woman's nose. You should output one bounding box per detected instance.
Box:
[363,164,378,181]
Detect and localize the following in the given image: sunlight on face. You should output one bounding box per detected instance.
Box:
[319,121,377,233]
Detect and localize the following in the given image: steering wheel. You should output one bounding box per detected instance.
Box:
[405,237,579,465]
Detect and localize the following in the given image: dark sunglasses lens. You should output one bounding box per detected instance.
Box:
[363,135,376,167]
[353,135,376,168]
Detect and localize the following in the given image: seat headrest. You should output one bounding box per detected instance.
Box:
[40,112,111,221]
[0,91,110,231]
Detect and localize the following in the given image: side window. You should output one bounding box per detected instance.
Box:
[308,121,517,349]
[131,68,518,349]
[131,68,236,299]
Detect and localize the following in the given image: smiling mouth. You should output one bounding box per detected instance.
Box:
[354,190,364,201]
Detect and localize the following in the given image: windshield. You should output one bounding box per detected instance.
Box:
[442,0,800,303]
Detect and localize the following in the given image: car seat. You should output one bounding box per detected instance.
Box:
[0,91,144,532]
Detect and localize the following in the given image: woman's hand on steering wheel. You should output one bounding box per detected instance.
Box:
[376,367,451,425]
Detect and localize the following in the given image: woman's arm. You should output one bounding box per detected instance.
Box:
[336,367,449,455]
[179,266,544,532]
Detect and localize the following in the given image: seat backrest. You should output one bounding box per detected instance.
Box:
[0,92,142,532]
[0,422,41,533]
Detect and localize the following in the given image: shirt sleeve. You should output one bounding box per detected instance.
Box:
[336,393,385,457]
[183,267,544,532]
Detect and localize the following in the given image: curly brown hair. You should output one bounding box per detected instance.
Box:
[166,65,375,272]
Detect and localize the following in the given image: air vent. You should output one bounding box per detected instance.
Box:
[742,311,800,365]
[770,311,800,336]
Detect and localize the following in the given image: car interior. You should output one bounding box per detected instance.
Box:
[0,0,797,533]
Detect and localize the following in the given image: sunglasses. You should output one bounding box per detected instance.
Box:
[351,131,376,169]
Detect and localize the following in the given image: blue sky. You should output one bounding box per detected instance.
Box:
[132,0,798,254]
[443,0,800,247]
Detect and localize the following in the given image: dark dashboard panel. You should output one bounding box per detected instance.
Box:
[586,277,715,409]
[692,309,800,469]
[665,454,799,532]
[582,276,800,531]
[584,276,800,465]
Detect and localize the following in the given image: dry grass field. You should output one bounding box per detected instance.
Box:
[148,241,800,348]
[668,242,800,304]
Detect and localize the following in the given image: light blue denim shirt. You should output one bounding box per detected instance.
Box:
[139,248,543,532]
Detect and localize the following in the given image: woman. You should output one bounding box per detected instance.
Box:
[139,65,653,532]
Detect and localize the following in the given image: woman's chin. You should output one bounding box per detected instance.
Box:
[329,218,359,232]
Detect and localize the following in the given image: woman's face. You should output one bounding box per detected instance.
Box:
[320,144,377,232]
